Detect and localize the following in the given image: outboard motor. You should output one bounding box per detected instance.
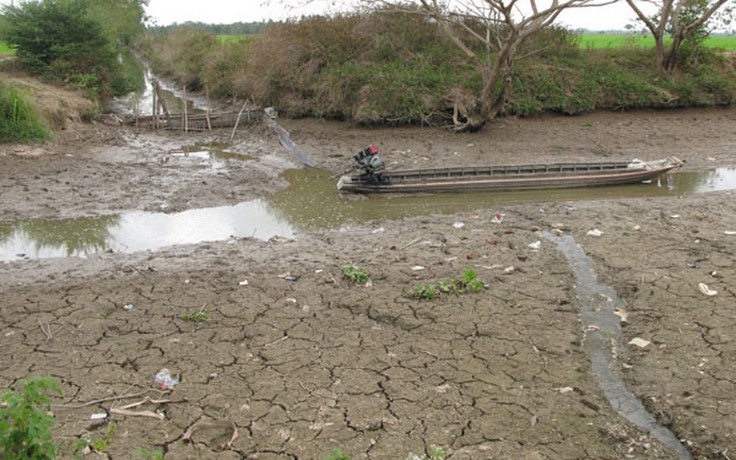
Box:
[354,144,384,176]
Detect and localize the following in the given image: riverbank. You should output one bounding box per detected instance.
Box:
[1,107,736,459]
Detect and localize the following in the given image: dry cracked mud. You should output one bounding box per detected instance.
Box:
[2,104,736,459]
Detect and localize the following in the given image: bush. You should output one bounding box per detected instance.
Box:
[0,376,61,460]
[0,0,143,100]
[0,82,51,143]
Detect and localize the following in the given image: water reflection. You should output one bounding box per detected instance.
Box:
[0,215,119,260]
[1,168,735,262]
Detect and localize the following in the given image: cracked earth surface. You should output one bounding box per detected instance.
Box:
[2,105,736,459]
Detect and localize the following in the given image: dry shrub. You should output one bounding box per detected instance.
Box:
[149,28,218,90]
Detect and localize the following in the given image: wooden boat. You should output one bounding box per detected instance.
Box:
[337,157,684,194]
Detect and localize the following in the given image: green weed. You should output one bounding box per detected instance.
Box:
[181,305,211,323]
[342,264,369,284]
[325,448,351,460]
[406,445,446,460]
[135,447,164,459]
[90,422,116,453]
[0,82,51,144]
[405,270,484,300]
[0,376,61,460]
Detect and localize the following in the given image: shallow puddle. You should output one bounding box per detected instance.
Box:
[1,167,735,262]
[545,232,692,459]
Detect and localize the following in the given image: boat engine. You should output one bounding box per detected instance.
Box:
[353,144,384,175]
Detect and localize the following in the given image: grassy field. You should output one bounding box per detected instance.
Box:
[0,41,15,55]
[216,34,256,44]
[581,33,736,50]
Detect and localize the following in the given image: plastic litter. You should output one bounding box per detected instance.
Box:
[90,413,107,420]
[614,307,629,322]
[725,231,736,235]
[586,229,603,237]
[453,222,465,229]
[238,280,249,286]
[123,304,134,311]
[412,265,426,271]
[698,283,718,296]
[629,337,651,348]
[371,227,385,234]
[528,241,541,250]
[491,213,505,224]
[154,368,179,390]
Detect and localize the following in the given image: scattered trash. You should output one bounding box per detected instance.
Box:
[453,222,465,229]
[725,231,736,235]
[586,229,603,237]
[412,265,426,271]
[698,283,718,296]
[629,337,651,348]
[184,279,190,284]
[584,324,601,332]
[687,262,700,269]
[614,307,629,323]
[90,413,108,420]
[633,224,641,231]
[556,387,575,394]
[238,280,249,286]
[123,304,134,311]
[503,266,515,274]
[670,214,681,219]
[491,213,505,224]
[372,227,385,234]
[154,368,179,390]
[279,273,301,281]
[528,240,541,250]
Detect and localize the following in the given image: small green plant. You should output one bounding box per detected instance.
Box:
[0,82,51,144]
[342,264,369,284]
[405,444,446,460]
[91,422,116,453]
[324,448,350,460]
[135,447,165,459]
[181,305,211,323]
[404,270,485,300]
[0,376,61,460]
[461,269,484,293]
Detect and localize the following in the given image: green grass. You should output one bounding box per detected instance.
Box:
[216,34,257,45]
[580,33,736,50]
[0,82,51,144]
[0,41,15,55]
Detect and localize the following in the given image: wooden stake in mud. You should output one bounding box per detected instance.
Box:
[152,79,158,129]
[205,86,212,131]
[230,100,250,140]
[183,87,188,133]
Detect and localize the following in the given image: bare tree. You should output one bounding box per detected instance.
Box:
[363,0,614,131]
[625,0,733,75]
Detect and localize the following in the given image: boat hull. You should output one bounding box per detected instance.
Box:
[337,158,683,194]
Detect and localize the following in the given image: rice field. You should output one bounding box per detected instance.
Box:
[580,33,736,50]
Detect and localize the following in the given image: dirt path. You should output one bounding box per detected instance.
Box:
[1,106,736,459]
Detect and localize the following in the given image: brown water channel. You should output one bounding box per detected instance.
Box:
[1,166,735,262]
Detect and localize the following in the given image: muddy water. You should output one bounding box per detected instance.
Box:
[1,167,736,262]
[545,232,693,460]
